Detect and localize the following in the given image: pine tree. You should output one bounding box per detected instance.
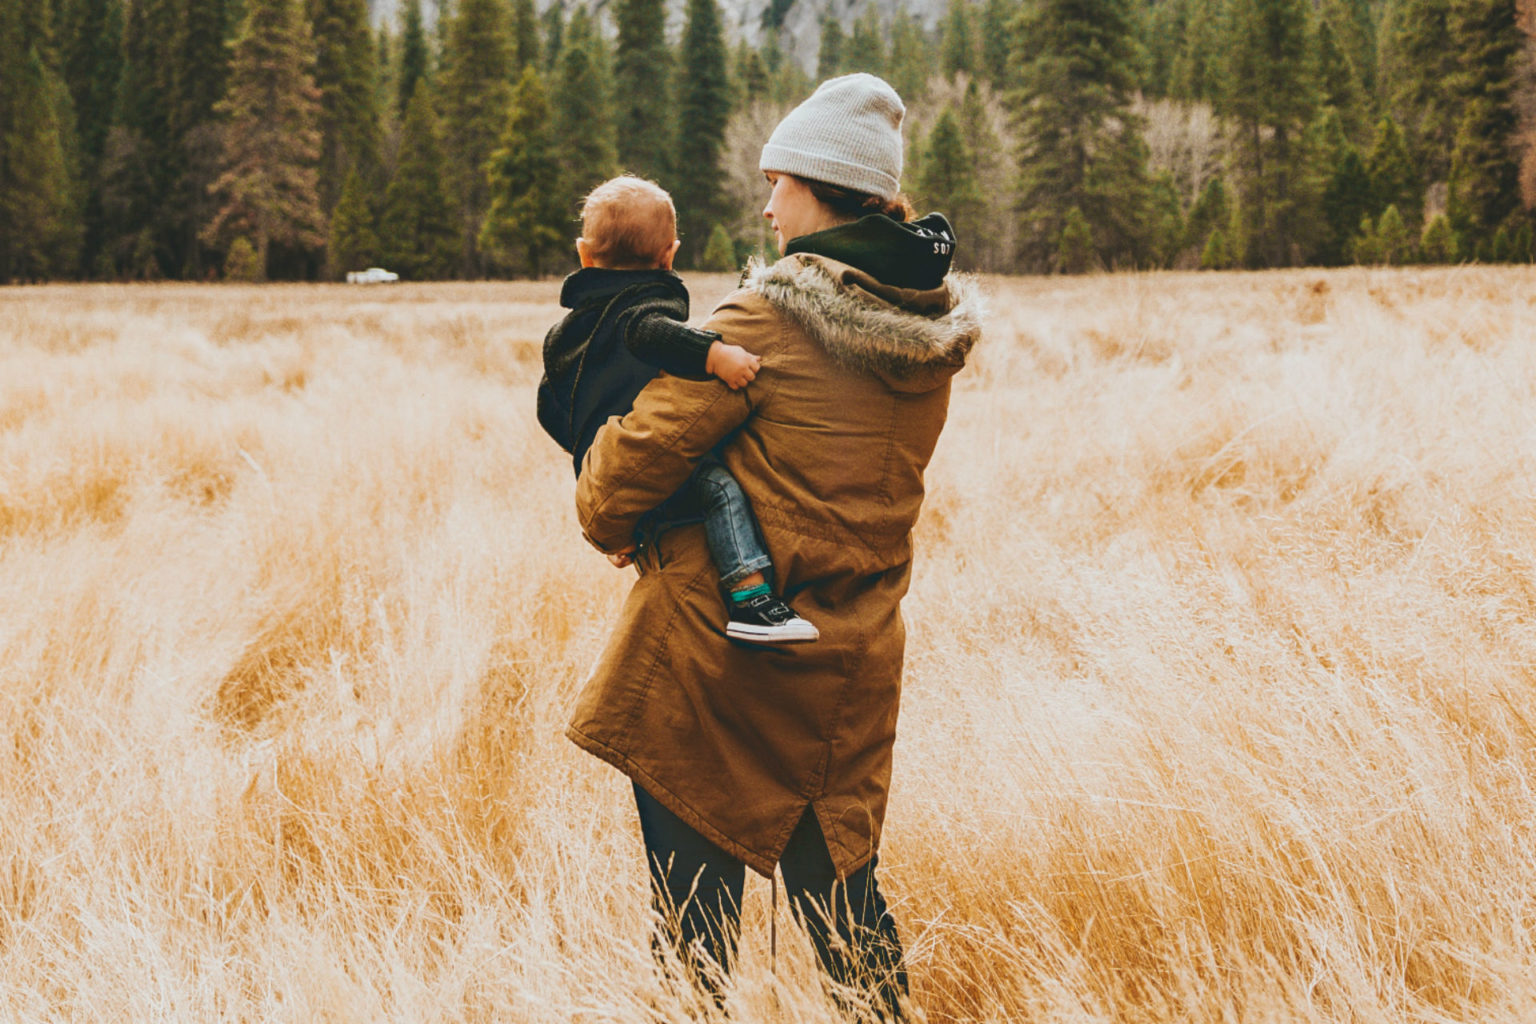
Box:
[701,223,737,270]
[1512,222,1534,263]
[1350,214,1380,263]
[1144,0,1188,98]
[204,0,326,279]
[1219,0,1321,266]
[511,0,539,74]
[552,5,617,219]
[1170,0,1222,100]
[4,0,58,64]
[673,0,730,266]
[172,0,234,276]
[379,85,458,278]
[398,0,429,115]
[1488,223,1512,260]
[553,7,617,216]
[1446,0,1521,248]
[375,22,396,116]
[1365,115,1421,228]
[732,38,770,106]
[1381,0,1459,182]
[59,0,122,181]
[1419,211,1458,261]
[942,0,977,78]
[329,167,379,274]
[886,11,930,101]
[480,66,567,277]
[175,0,232,136]
[1185,175,1230,255]
[1316,16,1366,139]
[541,3,564,73]
[958,80,1011,270]
[1319,115,1373,265]
[435,0,454,76]
[1376,204,1411,263]
[818,14,845,79]
[1010,0,1152,270]
[767,34,812,105]
[1200,227,1230,268]
[1147,172,1185,267]
[310,0,382,220]
[980,0,1019,88]
[223,235,262,279]
[58,0,123,274]
[614,0,673,185]
[847,6,886,75]
[440,0,514,275]
[1057,206,1094,272]
[0,41,83,279]
[106,0,179,276]
[1321,0,1377,101]
[915,106,985,269]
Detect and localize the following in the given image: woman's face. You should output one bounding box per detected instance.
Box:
[762,173,837,254]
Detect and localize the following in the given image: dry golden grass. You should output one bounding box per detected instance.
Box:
[3,268,1536,1022]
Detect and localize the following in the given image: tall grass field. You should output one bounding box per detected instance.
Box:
[3,268,1536,1022]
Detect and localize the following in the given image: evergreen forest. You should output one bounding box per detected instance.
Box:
[1,0,1533,280]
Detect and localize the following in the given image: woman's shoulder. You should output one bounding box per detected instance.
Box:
[700,277,795,353]
[737,253,983,389]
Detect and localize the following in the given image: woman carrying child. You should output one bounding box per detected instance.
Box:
[566,73,983,1019]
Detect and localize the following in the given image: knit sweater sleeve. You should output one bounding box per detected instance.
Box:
[618,302,720,380]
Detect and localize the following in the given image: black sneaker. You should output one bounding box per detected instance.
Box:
[726,592,819,644]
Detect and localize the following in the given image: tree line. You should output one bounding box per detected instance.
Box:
[0,0,1531,281]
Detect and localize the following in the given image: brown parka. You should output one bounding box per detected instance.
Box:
[568,252,983,878]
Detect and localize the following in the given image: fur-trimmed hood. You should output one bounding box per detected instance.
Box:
[744,253,984,394]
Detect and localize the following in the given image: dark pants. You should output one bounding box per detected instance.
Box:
[633,782,909,1019]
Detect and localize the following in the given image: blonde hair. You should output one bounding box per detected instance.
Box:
[579,176,677,268]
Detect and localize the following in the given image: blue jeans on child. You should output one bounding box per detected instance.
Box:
[689,460,772,588]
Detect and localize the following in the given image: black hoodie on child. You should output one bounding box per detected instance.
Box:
[536,268,720,475]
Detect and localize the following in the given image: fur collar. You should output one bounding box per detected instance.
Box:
[744,254,983,391]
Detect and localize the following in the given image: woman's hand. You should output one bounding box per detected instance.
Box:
[607,544,638,569]
[705,341,761,390]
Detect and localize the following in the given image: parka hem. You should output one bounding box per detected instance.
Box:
[566,723,878,880]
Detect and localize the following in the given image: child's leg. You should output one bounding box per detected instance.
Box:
[690,462,818,643]
[690,461,773,593]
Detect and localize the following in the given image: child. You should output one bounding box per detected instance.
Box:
[537,176,818,644]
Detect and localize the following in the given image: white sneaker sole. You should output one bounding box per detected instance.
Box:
[726,621,820,644]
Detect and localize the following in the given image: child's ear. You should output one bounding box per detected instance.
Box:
[576,238,596,268]
[658,239,682,270]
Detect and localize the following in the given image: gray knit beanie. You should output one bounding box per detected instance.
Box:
[759,73,905,199]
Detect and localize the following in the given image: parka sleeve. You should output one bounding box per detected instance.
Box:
[575,292,780,553]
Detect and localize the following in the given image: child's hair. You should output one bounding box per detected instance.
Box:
[802,178,916,223]
[580,176,677,268]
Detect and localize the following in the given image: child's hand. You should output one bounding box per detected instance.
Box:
[607,544,637,569]
[706,341,760,390]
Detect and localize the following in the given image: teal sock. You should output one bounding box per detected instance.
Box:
[731,583,771,603]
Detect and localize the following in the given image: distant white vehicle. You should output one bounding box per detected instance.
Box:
[346,267,399,284]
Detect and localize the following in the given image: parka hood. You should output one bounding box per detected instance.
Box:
[744,251,984,394]
[785,212,958,290]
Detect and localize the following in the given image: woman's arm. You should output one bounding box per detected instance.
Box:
[575,295,781,553]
